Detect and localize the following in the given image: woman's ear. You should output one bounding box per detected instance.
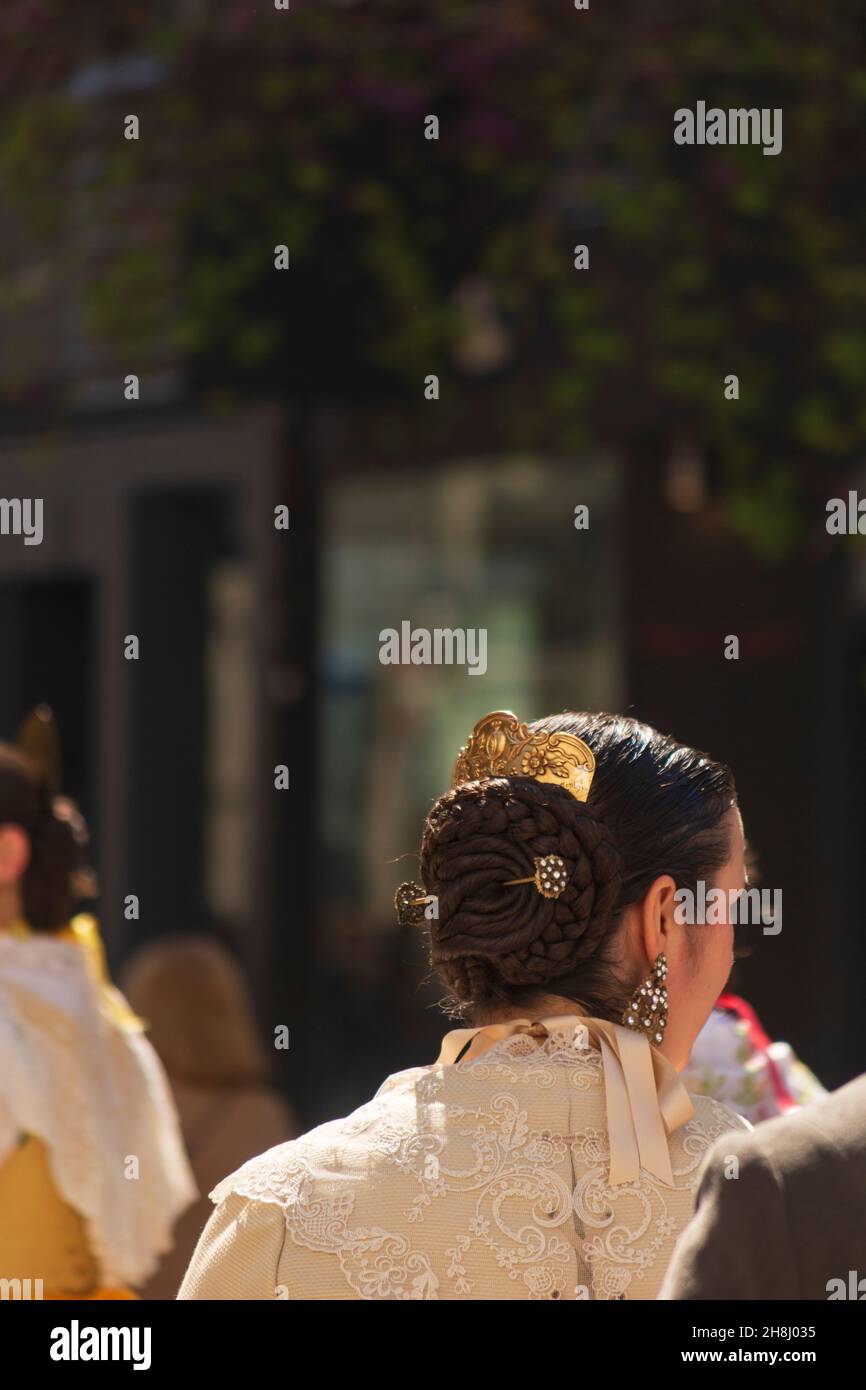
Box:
[639,874,677,962]
[0,824,31,885]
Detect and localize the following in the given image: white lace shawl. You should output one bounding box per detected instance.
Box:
[0,934,197,1286]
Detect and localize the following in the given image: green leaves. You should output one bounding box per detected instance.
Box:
[2,0,865,558]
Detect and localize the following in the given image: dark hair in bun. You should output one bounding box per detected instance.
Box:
[418,711,736,1023]
[0,744,90,931]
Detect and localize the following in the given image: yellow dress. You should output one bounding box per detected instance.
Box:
[0,1136,135,1299]
[179,1015,749,1300]
[0,917,196,1299]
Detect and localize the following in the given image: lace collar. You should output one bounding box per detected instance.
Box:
[0,915,143,1032]
[436,1014,694,1189]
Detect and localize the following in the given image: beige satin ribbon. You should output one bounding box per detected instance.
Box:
[436,1014,694,1188]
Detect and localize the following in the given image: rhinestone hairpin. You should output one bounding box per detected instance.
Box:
[504,853,569,901]
[394,881,429,927]
[396,849,568,928]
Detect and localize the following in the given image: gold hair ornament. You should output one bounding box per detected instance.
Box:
[395,850,570,926]
[503,854,569,900]
[394,881,430,927]
[396,713,592,924]
[17,704,61,793]
[14,704,98,900]
[452,710,595,802]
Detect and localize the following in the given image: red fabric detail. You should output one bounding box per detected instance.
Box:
[714,993,798,1113]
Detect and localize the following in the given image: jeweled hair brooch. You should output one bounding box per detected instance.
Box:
[394,849,570,928]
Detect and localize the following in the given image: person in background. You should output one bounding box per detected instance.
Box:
[682,992,826,1125]
[0,708,196,1299]
[659,1071,866,1300]
[122,934,298,1299]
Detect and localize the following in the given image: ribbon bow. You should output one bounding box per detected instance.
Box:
[436,1013,694,1188]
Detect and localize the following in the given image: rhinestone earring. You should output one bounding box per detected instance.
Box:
[622,952,668,1046]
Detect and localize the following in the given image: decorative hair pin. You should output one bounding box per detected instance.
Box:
[452,710,595,803]
[395,854,570,925]
[394,881,430,927]
[504,854,569,900]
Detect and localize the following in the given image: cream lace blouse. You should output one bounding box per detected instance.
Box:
[178,1016,749,1301]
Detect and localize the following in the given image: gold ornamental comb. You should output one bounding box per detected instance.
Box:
[17,704,61,793]
[451,710,595,803]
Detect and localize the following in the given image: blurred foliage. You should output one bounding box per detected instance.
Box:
[1,0,865,555]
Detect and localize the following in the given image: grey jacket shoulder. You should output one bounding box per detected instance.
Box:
[659,1074,866,1301]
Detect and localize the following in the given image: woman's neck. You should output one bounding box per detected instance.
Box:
[472,994,588,1027]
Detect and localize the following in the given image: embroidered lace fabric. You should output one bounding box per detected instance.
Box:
[0,934,197,1287]
[191,1025,749,1300]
